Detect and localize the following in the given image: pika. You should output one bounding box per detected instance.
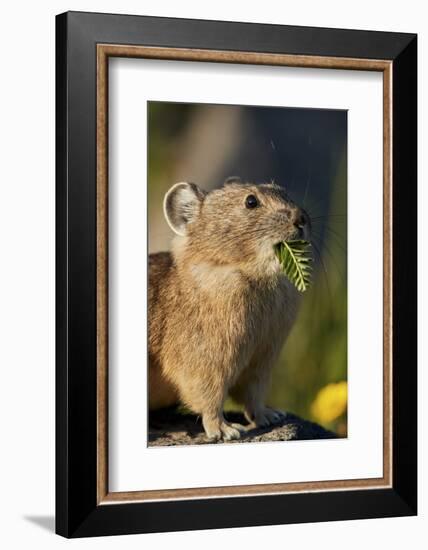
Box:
[148,178,310,441]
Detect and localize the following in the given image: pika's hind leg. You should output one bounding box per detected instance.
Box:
[248,405,287,428]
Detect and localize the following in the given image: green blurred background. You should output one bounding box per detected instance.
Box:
[148,101,347,436]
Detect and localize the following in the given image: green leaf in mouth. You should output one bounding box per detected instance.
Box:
[274,240,313,293]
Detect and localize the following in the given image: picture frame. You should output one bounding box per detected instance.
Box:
[56,10,417,538]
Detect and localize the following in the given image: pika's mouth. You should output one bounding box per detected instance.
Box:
[274,230,306,249]
[274,242,284,255]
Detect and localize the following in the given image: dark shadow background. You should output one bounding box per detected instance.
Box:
[23,516,55,533]
[148,101,347,434]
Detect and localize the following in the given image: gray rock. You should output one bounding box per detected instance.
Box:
[148,409,336,446]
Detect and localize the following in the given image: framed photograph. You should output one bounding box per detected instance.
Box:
[56,11,417,537]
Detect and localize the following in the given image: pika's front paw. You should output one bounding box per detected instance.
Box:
[204,420,242,442]
[248,407,287,428]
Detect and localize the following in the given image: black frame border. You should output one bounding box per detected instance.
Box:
[56,11,417,538]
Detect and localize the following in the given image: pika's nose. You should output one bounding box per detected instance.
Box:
[294,211,307,230]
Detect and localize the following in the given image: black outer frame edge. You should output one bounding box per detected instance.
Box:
[55,11,418,538]
[56,11,99,538]
[63,10,415,60]
[55,12,69,537]
[392,36,418,513]
[72,489,413,538]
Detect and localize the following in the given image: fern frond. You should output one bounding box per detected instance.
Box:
[275,240,313,293]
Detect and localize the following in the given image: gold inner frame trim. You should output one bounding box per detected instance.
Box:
[96,44,393,505]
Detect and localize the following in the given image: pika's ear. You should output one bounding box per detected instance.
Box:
[163,182,206,236]
[224,176,242,185]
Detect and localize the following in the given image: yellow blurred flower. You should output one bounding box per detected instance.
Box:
[311,381,348,424]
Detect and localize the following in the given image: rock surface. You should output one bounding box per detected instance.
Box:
[148,408,336,446]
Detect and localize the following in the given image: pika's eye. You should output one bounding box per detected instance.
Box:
[245,194,259,209]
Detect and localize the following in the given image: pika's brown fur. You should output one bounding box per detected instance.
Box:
[148,179,310,441]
